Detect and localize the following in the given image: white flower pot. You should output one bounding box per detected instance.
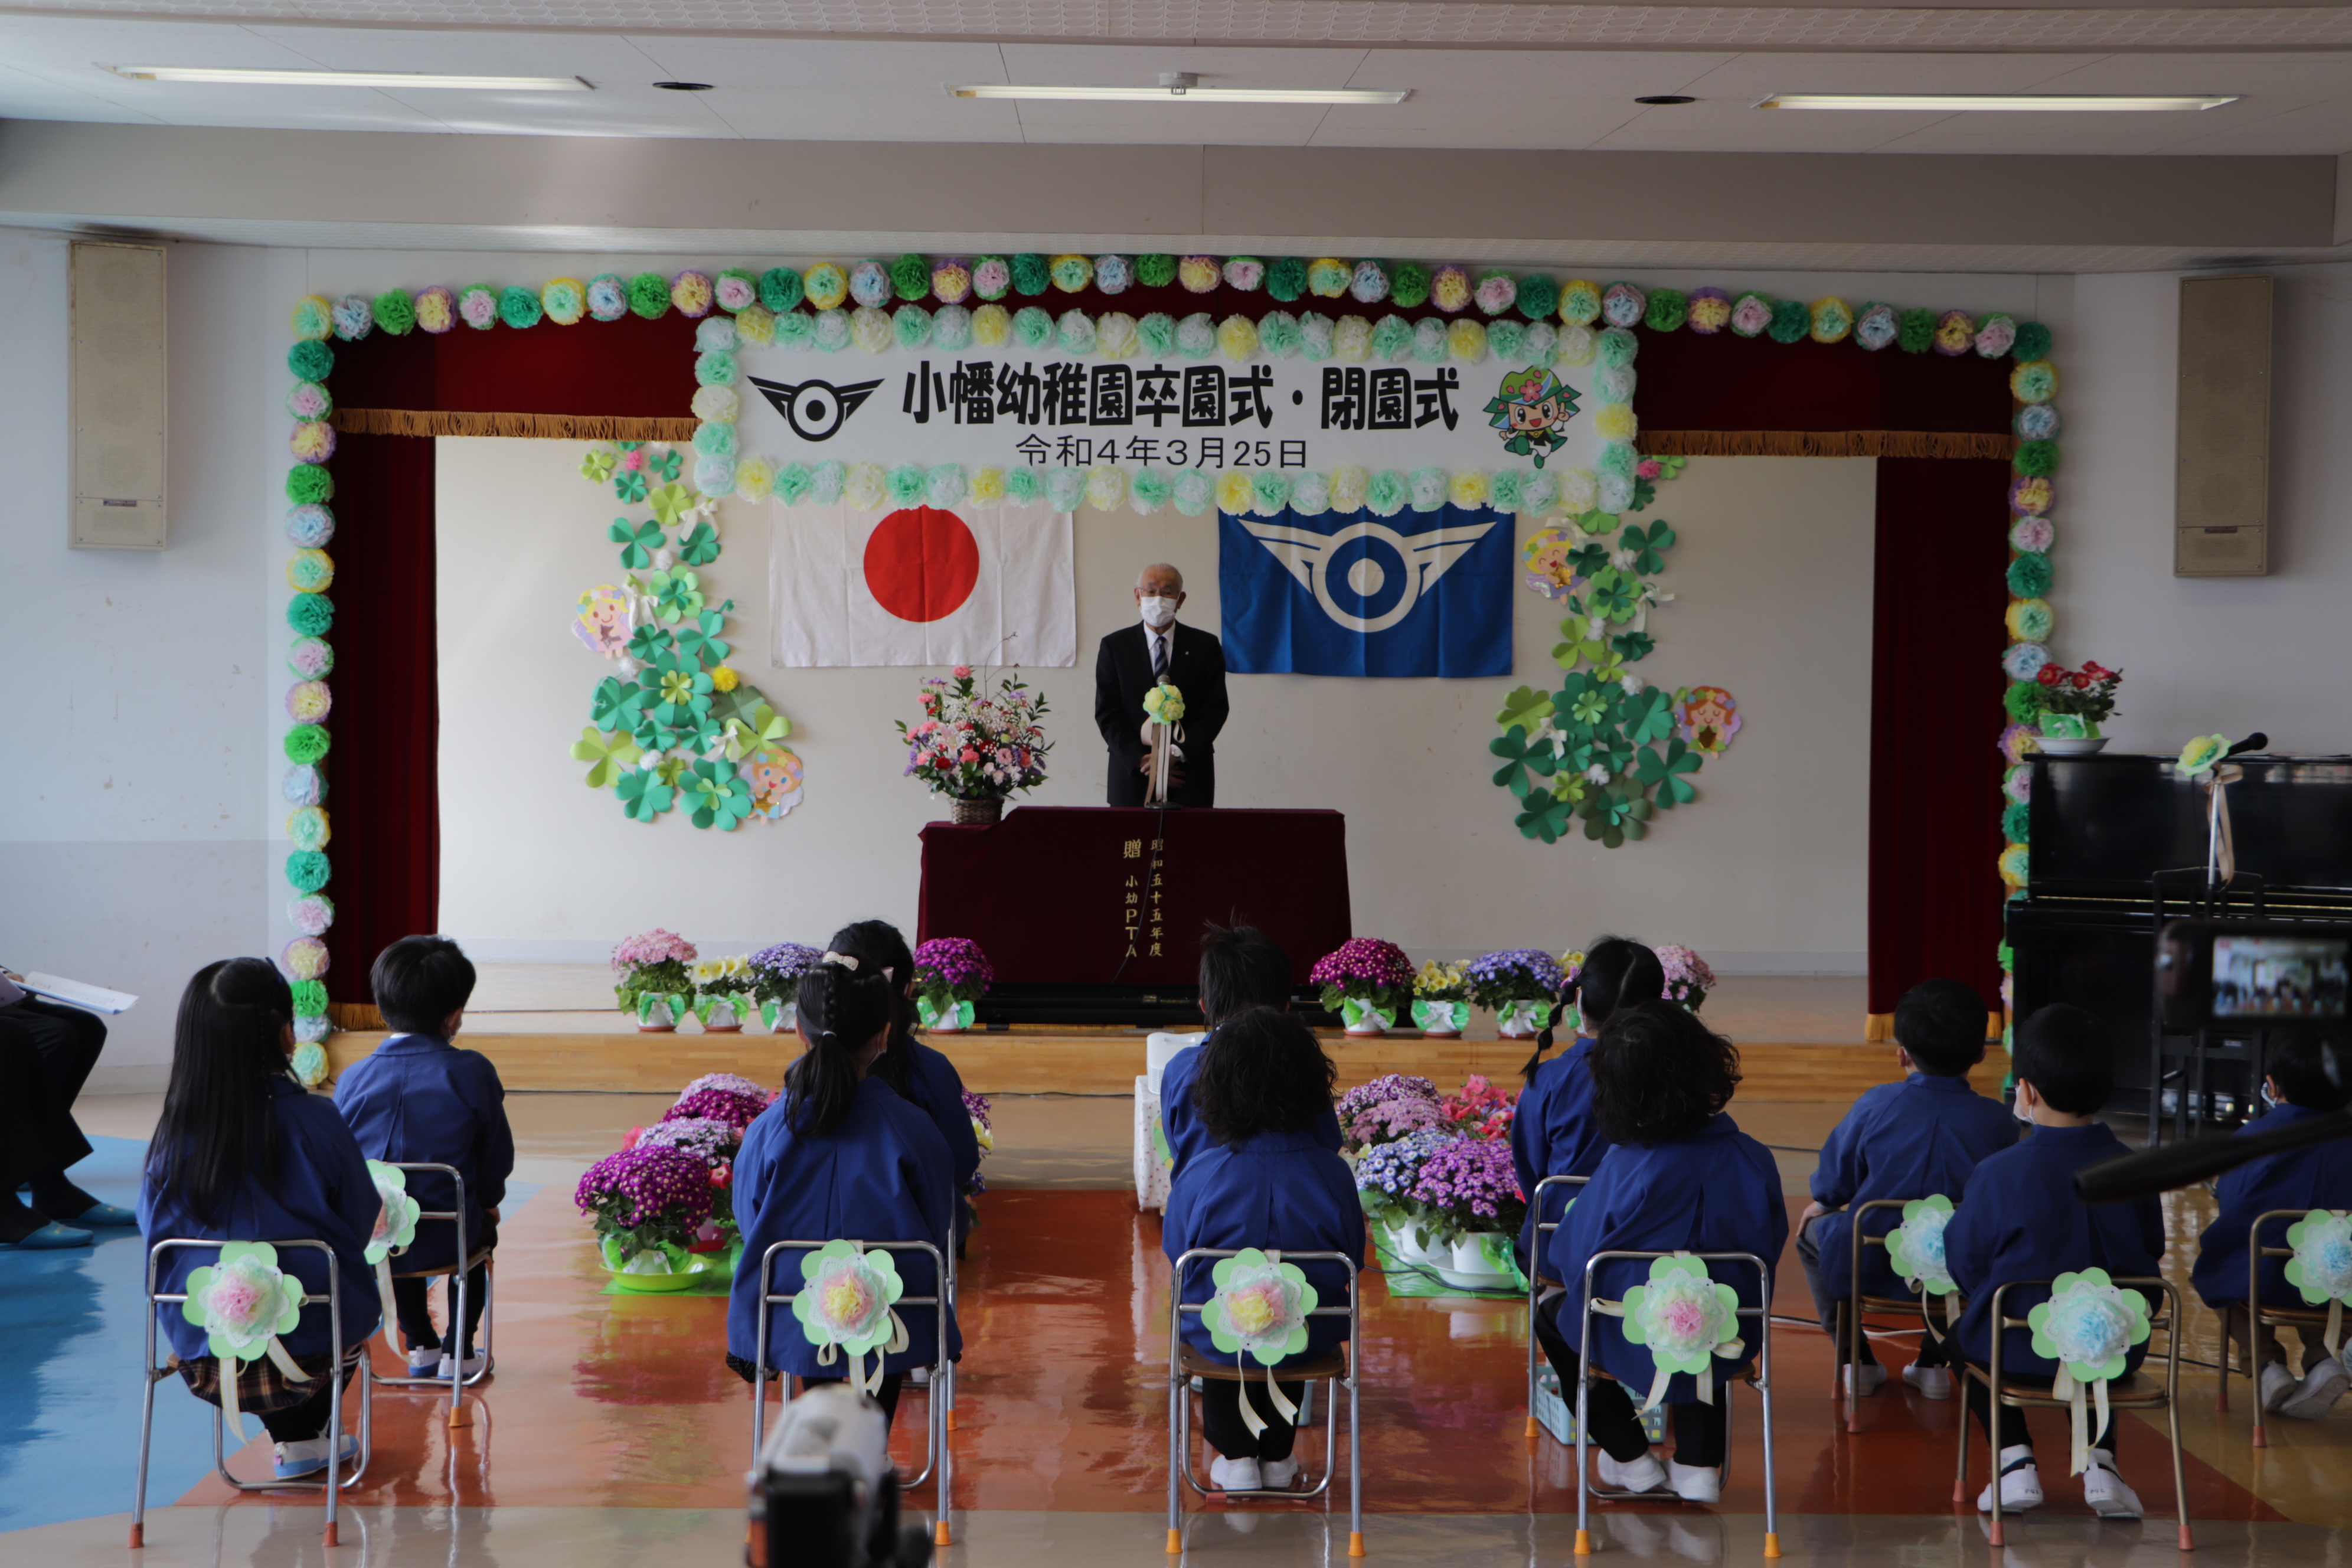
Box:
[635,998,676,1033]
[1439,1232,1518,1291]
[1383,1216,1449,1270]
[1495,999,1553,1040]
[700,1000,742,1033]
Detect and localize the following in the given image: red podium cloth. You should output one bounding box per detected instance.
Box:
[916,807,1351,985]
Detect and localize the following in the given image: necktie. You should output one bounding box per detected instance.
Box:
[1151,632,1168,683]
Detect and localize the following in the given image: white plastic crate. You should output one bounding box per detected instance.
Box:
[1533,1367,1667,1446]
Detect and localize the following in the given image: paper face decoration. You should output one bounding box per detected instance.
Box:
[573,585,634,657]
[1675,685,1741,755]
[1520,525,1587,603]
[744,747,805,819]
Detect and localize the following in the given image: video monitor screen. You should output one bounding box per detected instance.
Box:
[2211,934,2351,1021]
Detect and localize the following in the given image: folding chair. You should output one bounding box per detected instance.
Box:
[1570,1249,1779,1561]
[752,1238,955,1547]
[2220,1207,2337,1450]
[132,1237,375,1549]
[1955,1276,2191,1550]
[371,1161,493,1431]
[1165,1247,1362,1559]
[1830,1197,1951,1431]
[1525,1174,1590,1438]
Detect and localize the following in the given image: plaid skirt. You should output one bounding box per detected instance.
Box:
[172,1345,363,1415]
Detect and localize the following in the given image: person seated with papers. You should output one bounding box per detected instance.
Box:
[0,965,130,1247]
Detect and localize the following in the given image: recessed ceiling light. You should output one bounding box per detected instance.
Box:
[107,65,590,90]
[1758,92,2236,113]
[1635,95,1696,106]
[951,73,1408,105]
[654,81,714,92]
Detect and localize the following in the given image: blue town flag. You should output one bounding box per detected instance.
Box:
[1218,505,1514,677]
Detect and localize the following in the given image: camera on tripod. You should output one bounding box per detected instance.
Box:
[746,1384,932,1568]
[2157,919,2351,1033]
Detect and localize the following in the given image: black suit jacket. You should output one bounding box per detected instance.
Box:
[1094,622,1230,808]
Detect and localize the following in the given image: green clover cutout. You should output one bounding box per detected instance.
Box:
[1572,508,1618,534]
[1628,477,1657,512]
[625,622,672,665]
[1570,688,1609,726]
[1885,1194,1959,1297]
[1621,521,1677,574]
[792,1240,905,1358]
[1495,685,1555,732]
[615,767,675,822]
[1585,566,1641,623]
[365,1159,422,1265]
[1567,540,1613,579]
[648,569,705,625]
[648,482,697,528]
[580,450,616,484]
[673,712,727,756]
[652,754,692,788]
[610,517,665,569]
[1551,613,1611,672]
[1550,772,1590,806]
[1580,784,1653,847]
[2284,1211,2352,1306]
[646,447,682,483]
[571,726,642,788]
[1634,736,1704,808]
[676,520,722,567]
[653,659,716,726]
[1516,793,1576,844]
[685,759,756,831]
[591,675,650,732]
[673,610,731,669]
[1623,687,1677,745]
[1203,1248,1317,1366]
[1611,631,1655,664]
[1489,725,1558,798]
[725,703,791,763]
[613,470,649,504]
[181,1242,306,1362]
[2026,1268,2151,1386]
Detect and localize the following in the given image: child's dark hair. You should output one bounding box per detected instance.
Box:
[370,935,478,1036]
[785,959,897,1137]
[1189,1005,1336,1147]
[1893,978,1990,1077]
[146,958,295,1224]
[1199,923,1292,1028]
[2011,1004,2114,1116]
[1590,1001,1742,1145]
[1521,936,1666,1084]
[2267,1030,2350,1112]
[825,920,917,1099]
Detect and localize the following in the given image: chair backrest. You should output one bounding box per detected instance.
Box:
[1167,1247,1361,1373]
[1986,1275,2178,1333]
[1533,1174,1589,1242]
[2251,1205,2324,1263]
[146,1236,342,1310]
[756,1237,953,1369]
[383,1161,468,1275]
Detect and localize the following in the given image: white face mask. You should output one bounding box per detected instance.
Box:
[1139,594,1178,629]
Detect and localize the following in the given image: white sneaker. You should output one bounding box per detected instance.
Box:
[1666,1459,1721,1504]
[405,1345,443,1376]
[2081,1452,2143,1520]
[1843,1361,1887,1397]
[1208,1456,1262,1492]
[1902,1363,1953,1399]
[271,1434,360,1480]
[909,1366,933,1386]
[2280,1356,2351,1421]
[436,1351,490,1380]
[1260,1458,1300,1490]
[1596,1451,1667,1494]
[2258,1359,2298,1412]
[1975,1446,2043,1513]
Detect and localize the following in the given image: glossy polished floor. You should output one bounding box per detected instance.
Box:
[9,1090,2348,1568]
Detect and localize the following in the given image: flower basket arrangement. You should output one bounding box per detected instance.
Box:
[690,954,754,1031]
[746,942,821,1031]
[2029,660,2121,752]
[896,665,1052,824]
[1336,1073,1443,1154]
[913,937,992,1033]
[1438,1074,1516,1141]
[1465,949,1566,1038]
[1410,961,1472,1037]
[1312,938,1414,1035]
[574,1143,726,1291]
[1657,945,1717,1012]
[612,928,697,1031]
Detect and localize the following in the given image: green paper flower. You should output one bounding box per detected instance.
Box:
[649,482,696,529]
[571,726,643,788]
[684,759,756,831]
[1885,1194,1959,1296]
[2283,1211,2352,1306]
[2026,1268,2150,1384]
[288,593,334,637]
[1621,1253,1744,1384]
[647,569,706,625]
[1634,735,1703,806]
[1203,1248,1317,1366]
[284,724,330,765]
[793,1241,906,1358]
[181,1242,305,1362]
[676,520,721,567]
[615,767,675,822]
[610,517,665,569]
[364,1160,422,1265]
[286,850,330,891]
[291,979,328,1017]
[2007,552,2054,597]
[648,448,683,483]
[613,470,649,503]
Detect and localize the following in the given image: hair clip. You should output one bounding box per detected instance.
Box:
[820,950,860,971]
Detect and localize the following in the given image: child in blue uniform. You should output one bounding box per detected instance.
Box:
[334,936,513,1378]
[826,922,983,1228]
[1534,1001,1786,1504]
[2192,1030,2352,1420]
[1944,1004,2164,1520]
[1798,978,2016,1397]
[1160,925,1338,1180]
[727,955,961,1426]
[1162,1007,1365,1494]
[138,959,381,1480]
[1511,939,1664,1270]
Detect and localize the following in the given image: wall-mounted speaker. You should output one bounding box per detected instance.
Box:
[70,240,168,550]
[2174,273,2271,576]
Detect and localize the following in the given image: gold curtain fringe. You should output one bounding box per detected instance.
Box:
[331,409,699,442]
[327,1001,386,1031]
[1638,430,2017,460]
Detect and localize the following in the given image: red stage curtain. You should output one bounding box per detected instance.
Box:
[1631,326,2014,434]
[322,433,439,1005]
[331,312,698,416]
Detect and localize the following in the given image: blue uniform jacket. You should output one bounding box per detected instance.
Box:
[1944,1122,2165,1377]
[727,1076,962,1377]
[1162,1127,1366,1368]
[1810,1073,2017,1300]
[899,1037,982,1197]
[332,1033,514,1273]
[1159,1038,1344,1181]
[138,1075,383,1361]
[2192,1102,2352,1310]
[1546,1115,1787,1400]
[1511,1038,1608,1266]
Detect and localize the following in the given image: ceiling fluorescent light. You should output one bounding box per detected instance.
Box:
[1758,92,2235,113]
[109,66,590,90]
[952,74,1407,106]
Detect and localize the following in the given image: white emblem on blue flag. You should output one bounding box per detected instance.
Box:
[1239,517,1500,633]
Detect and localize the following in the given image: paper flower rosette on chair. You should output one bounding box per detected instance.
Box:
[1202,1247,1319,1438]
[1611,1253,1746,1411]
[364,1159,422,1354]
[2285,1210,2352,1356]
[180,1242,315,1441]
[794,1240,912,1396]
[2027,1268,2152,1476]
[1885,1194,1959,1296]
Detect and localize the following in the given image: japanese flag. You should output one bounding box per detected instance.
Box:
[768,504,1076,668]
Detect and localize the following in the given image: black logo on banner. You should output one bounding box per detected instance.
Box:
[748,375,881,442]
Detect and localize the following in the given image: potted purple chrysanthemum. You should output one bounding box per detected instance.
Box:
[1311,938,1414,1035]
[574,1143,723,1292]
[912,937,992,1033]
[1465,949,1566,1039]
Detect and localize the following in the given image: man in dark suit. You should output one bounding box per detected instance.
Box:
[1094,563,1230,808]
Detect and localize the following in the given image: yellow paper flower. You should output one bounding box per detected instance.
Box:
[1998,844,2030,889]
[736,457,775,502]
[970,466,1007,504]
[850,306,891,352]
[1448,318,1488,363]
[542,277,587,325]
[1096,312,1138,358]
[1808,298,1854,343]
[711,665,740,692]
[2177,734,2230,778]
[1216,471,1254,514]
[803,263,848,312]
[1086,466,1128,511]
[844,463,887,510]
[972,303,1011,347]
[1593,403,1638,442]
[1329,466,1368,513]
[1560,280,1603,326]
[1333,316,1371,362]
[1451,470,1491,509]
[735,303,776,345]
[1688,294,1732,333]
[291,295,334,340]
[1557,469,1599,512]
[1556,324,1597,367]
[1226,1288,1279,1337]
[1217,315,1260,362]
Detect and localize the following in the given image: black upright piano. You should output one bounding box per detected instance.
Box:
[2005,752,2352,1138]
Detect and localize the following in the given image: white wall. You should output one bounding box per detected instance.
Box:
[438,439,1877,969]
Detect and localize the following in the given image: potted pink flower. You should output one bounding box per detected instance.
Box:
[1312,938,1414,1036]
[612,928,697,1031]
